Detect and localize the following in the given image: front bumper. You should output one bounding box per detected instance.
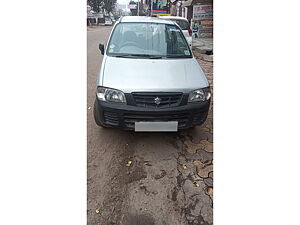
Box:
[95,98,210,130]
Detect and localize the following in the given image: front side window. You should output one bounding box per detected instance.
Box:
[172,20,190,30]
[107,22,192,58]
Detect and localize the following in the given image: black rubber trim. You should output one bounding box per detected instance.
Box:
[94,96,210,130]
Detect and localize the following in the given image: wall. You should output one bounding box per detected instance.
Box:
[192,4,213,38]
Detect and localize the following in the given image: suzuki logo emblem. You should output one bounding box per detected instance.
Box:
[154,97,161,105]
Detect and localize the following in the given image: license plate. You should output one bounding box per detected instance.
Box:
[134,121,178,132]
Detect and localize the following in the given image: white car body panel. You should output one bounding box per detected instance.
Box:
[99,56,209,93]
[97,16,208,94]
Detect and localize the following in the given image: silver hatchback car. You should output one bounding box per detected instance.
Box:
[94,16,211,132]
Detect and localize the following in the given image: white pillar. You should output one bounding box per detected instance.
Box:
[151,0,153,16]
[185,7,188,19]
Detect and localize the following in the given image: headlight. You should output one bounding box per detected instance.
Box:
[188,87,211,102]
[97,87,126,103]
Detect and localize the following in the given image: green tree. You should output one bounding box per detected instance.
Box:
[87,0,103,13]
[103,0,117,13]
[87,0,117,14]
[88,0,116,13]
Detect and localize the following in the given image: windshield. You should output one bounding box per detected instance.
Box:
[106,22,192,58]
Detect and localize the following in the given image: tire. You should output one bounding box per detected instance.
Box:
[93,99,108,128]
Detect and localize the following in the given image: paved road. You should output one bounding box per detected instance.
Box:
[87,25,213,225]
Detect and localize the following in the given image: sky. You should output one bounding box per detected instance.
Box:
[117,0,130,4]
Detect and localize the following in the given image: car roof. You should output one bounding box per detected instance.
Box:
[158,16,189,22]
[120,16,175,25]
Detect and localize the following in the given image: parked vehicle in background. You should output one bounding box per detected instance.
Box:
[111,16,116,23]
[158,16,192,48]
[105,17,113,26]
[94,16,211,132]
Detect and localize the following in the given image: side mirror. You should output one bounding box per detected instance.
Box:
[99,44,105,55]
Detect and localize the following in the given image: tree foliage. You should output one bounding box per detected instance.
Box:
[87,0,117,13]
[87,0,102,13]
[103,0,117,13]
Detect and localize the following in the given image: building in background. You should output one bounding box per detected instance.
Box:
[87,5,97,25]
[170,0,213,38]
[87,2,128,26]
[146,0,171,16]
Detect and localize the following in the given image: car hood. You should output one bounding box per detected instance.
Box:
[101,56,209,93]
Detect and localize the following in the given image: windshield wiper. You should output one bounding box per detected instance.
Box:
[114,54,136,58]
[166,54,191,58]
[132,54,163,59]
[113,54,163,59]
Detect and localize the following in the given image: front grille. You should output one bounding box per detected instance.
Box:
[103,111,119,126]
[123,112,189,129]
[132,92,183,108]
